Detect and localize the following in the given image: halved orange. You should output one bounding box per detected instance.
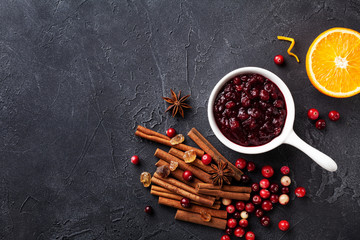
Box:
[306,27,360,98]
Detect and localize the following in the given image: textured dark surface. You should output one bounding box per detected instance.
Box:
[1,0,360,239]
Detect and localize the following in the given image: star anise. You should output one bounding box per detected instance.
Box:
[162,89,191,118]
[209,161,233,187]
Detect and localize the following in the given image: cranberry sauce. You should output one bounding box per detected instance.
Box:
[213,74,287,146]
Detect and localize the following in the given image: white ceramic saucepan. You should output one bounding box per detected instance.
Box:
[208,67,337,172]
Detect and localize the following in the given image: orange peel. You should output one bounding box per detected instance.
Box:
[277,36,300,62]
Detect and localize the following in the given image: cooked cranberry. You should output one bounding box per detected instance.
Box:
[233,211,241,220]
[255,208,264,218]
[226,205,236,214]
[274,55,284,65]
[270,194,279,203]
[260,179,270,189]
[261,165,274,178]
[234,227,245,237]
[247,162,256,172]
[180,197,191,208]
[239,219,248,228]
[245,203,255,213]
[328,110,340,121]
[260,189,270,199]
[241,96,251,107]
[280,166,290,175]
[260,89,270,101]
[221,235,231,240]
[269,183,279,193]
[278,220,290,231]
[235,201,245,211]
[307,108,319,120]
[201,154,212,165]
[261,200,273,211]
[166,128,176,138]
[227,218,237,228]
[315,119,326,130]
[251,183,260,192]
[260,216,270,227]
[281,176,291,186]
[182,170,193,181]
[274,99,284,108]
[279,194,290,205]
[229,118,240,130]
[252,195,262,205]
[245,231,255,240]
[235,158,247,169]
[225,228,233,236]
[281,187,289,194]
[144,205,153,214]
[131,155,139,165]
[241,174,250,184]
[234,77,241,85]
[295,187,306,198]
[226,101,236,109]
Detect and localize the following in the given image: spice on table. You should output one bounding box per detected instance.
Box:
[140,172,152,187]
[209,161,232,187]
[162,89,191,118]
[170,134,185,145]
[169,160,178,171]
[277,36,300,62]
[200,210,212,222]
[183,149,197,163]
[156,165,170,178]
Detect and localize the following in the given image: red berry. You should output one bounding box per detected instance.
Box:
[234,77,242,85]
[180,197,190,208]
[295,187,306,198]
[315,119,326,130]
[260,216,270,227]
[261,165,274,178]
[260,189,270,199]
[226,205,236,214]
[269,183,279,193]
[221,235,231,240]
[270,194,279,203]
[281,176,291,186]
[251,183,260,192]
[307,108,319,120]
[234,227,245,237]
[245,203,255,213]
[247,161,256,172]
[252,195,262,205]
[328,110,340,121]
[235,201,245,211]
[235,158,247,169]
[166,128,176,138]
[280,166,290,175]
[144,205,153,214]
[281,186,289,194]
[261,200,273,211]
[278,220,290,231]
[225,228,233,235]
[245,231,255,240]
[182,170,193,181]
[131,155,139,165]
[233,212,241,220]
[274,55,284,65]
[255,208,264,218]
[239,219,248,228]
[279,194,290,205]
[227,218,237,228]
[201,154,212,165]
[241,174,250,184]
[260,179,270,189]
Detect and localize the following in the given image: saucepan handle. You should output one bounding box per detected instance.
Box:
[284,130,337,172]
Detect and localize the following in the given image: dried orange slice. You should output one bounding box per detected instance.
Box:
[306,28,360,98]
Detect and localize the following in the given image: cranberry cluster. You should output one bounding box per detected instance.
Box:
[307,108,340,130]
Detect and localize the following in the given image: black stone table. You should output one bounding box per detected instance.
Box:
[1,1,359,239]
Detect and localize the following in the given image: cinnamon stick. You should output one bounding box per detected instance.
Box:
[196,188,250,201]
[196,183,252,193]
[137,125,170,140]
[175,210,227,230]
[168,148,213,173]
[158,197,227,219]
[151,185,172,193]
[151,175,214,207]
[187,128,243,181]
[154,148,212,183]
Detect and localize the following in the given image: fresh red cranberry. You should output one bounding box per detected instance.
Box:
[227,218,237,228]
[281,186,289,194]
[131,155,139,165]
[274,55,284,65]
[225,228,233,236]
[241,174,250,184]
[328,110,340,121]
[315,119,326,130]
[235,201,245,211]
[307,108,319,120]
[201,154,212,165]
[280,176,291,186]
[269,183,279,193]
[234,227,245,237]
[260,179,270,189]
[279,194,290,205]
[295,187,306,198]
[251,183,260,192]
[166,128,176,138]
[278,220,290,231]
[221,235,231,240]
[226,205,236,214]
[245,231,255,240]
[235,158,247,169]
[260,216,270,227]
[239,219,248,228]
[261,165,274,178]
[261,200,273,211]
[280,166,290,175]
[255,208,264,218]
[182,170,193,181]
[252,195,262,205]
[233,211,241,220]
[247,162,256,172]
[245,203,255,213]
[260,189,270,199]
[180,197,190,208]
[144,205,153,214]
[270,194,279,203]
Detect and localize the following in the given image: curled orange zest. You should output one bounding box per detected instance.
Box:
[277,36,300,63]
